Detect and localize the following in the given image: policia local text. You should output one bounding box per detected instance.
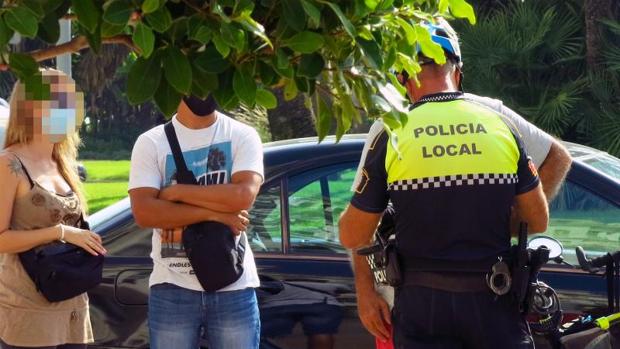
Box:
[414,123,487,158]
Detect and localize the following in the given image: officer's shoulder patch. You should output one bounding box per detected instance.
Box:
[527,157,538,177]
[355,168,370,194]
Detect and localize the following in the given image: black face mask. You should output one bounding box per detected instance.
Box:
[182,94,218,117]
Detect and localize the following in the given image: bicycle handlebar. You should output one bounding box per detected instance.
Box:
[575,246,620,272]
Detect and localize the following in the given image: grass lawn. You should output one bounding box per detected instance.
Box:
[82,160,130,213]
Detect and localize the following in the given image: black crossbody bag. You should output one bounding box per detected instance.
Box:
[164,121,245,292]
[19,217,104,302]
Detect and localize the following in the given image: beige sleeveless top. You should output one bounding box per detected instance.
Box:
[0,156,94,347]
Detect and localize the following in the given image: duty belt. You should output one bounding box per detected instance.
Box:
[402,257,512,293]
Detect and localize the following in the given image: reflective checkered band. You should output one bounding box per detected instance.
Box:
[388,173,518,191]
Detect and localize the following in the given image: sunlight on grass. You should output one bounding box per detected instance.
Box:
[82,160,130,213]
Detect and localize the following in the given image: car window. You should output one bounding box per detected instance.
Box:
[545,180,620,265]
[582,155,620,181]
[287,164,357,255]
[247,184,283,253]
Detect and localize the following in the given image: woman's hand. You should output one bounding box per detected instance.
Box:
[61,225,107,256]
[216,210,250,236]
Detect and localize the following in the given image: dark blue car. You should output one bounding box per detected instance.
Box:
[87,135,620,348]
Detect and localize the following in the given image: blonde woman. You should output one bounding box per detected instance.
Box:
[0,69,106,349]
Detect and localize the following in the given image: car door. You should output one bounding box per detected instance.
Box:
[538,163,620,321]
[249,162,375,349]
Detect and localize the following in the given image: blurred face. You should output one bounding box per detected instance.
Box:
[16,73,85,143]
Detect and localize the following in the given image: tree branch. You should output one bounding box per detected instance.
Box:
[29,35,136,62]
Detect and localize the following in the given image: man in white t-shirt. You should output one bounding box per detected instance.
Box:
[128,94,264,349]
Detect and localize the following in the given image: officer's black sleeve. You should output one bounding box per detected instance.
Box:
[514,133,540,195]
[350,130,390,213]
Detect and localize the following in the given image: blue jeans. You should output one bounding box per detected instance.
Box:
[148,283,260,349]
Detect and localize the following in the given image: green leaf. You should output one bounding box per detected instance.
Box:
[213,70,239,110]
[191,64,218,99]
[294,76,313,93]
[71,0,99,33]
[22,0,45,19]
[5,7,38,38]
[38,13,61,43]
[154,78,182,118]
[258,62,277,86]
[188,17,212,44]
[371,95,392,113]
[384,46,397,70]
[341,92,359,125]
[364,0,379,10]
[297,53,325,78]
[398,52,422,77]
[127,53,162,105]
[335,104,346,141]
[212,35,231,58]
[382,110,403,130]
[301,0,321,27]
[44,0,65,13]
[415,25,446,65]
[315,93,331,141]
[233,65,257,105]
[324,2,356,38]
[166,17,189,43]
[283,78,298,101]
[448,0,476,25]
[163,47,192,94]
[234,13,272,48]
[281,0,306,32]
[276,48,290,69]
[81,22,102,53]
[193,45,230,74]
[145,6,172,33]
[9,53,39,79]
[220,22,246,51]
[141,0,160,14]
[395,17,416,45]
[282,31,324,53]
[0,18,14,46]
[101,21,126,37]
[356,37,382,69]
[439,0,449,13]
[23,73,51,100]
[255,88,277,109]
[133,22,155,58]
[103,0,134,26]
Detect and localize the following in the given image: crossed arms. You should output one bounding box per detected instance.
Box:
[129,171,262,234]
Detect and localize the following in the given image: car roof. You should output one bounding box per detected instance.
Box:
[89,135,620,231]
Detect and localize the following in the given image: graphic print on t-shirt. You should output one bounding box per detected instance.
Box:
[160,141,232,259]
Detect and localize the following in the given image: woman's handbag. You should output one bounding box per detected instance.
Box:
[18,217,104,302]
[164,121,245,292]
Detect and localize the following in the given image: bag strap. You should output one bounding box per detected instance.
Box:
[164,121,197,185]
[237,232,246,268]
[164,121,190,174]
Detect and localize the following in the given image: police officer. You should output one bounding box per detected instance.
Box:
[339,18,549,349]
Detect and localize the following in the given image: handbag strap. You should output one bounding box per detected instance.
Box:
[237,232,246,268]
[164,121,197,185]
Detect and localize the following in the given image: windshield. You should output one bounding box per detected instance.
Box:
[582,155,620,181]
[566,142,620,182]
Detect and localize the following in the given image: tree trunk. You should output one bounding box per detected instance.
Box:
[267,88,316,141]
[585,0,613,72]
